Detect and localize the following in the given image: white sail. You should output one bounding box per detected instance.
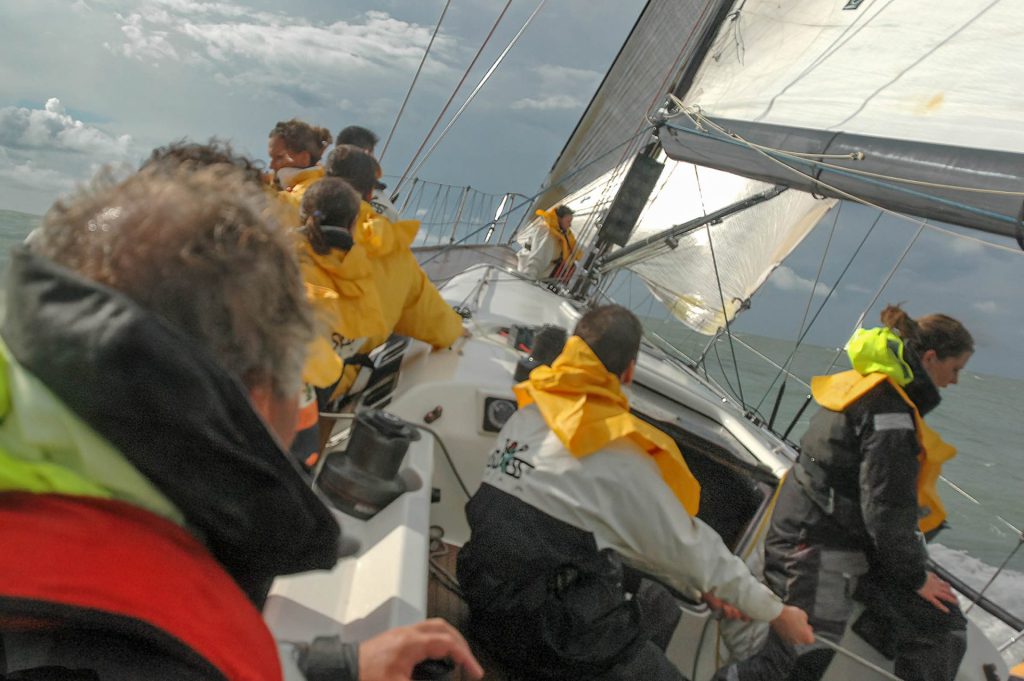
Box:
[657,0,1024,238]
[628,164,833,334]
[558,156,834,334]
[684,0,1024,154]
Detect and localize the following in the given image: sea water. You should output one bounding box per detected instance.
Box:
[4,208,1023,662]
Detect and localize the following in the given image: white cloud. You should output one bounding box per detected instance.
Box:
[102,3,457,107]
[511,64,602,112]
[0,99,135,213]
[769,265,832,296]
[973,300,998,314]
[106,13,181,62]
[0,153,76,192]
[0,98,132,158]
[511,94,583,111]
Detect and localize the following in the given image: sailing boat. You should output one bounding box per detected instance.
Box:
[265,1,1024,679]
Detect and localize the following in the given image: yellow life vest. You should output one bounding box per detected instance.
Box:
[514,335,701,516]
[1009,660,1024,679]
[535,207,580,273]
[811,370,956,535]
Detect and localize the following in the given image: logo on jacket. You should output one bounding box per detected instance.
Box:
[487,438,534,479]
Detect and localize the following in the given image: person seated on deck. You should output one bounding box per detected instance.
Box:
[456,304,813,681]
[268,118,332,223]
[0,161,481,681]
[516,204,580,281]
[714,305,974,681]
[336,125,400,222]
[291,177,388,470]
[320,144,464,405]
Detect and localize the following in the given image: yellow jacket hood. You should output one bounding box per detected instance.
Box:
[515,336,701,515]
[354,202,419,257]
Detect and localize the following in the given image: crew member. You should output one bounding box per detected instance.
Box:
[268,118,332,223]
[517,204,580,280]
[0,161,481,680]
[321,144,464,403]
[457,304,813,681]
[718,304,974,681]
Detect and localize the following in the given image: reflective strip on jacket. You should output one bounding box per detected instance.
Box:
[811,370,956,535]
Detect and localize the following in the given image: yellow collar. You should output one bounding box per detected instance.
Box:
[515,336,701,515]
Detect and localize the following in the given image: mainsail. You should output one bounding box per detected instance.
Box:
[538,0,1024,336]
[663,0,1024,239]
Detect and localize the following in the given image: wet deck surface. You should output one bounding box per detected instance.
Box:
[414,245,517,285]
[427,542,517,681]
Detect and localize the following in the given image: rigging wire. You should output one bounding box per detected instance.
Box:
[397,0,549,195]
[417,125,657,268]
[379,0,452,163]
[705,222,746,408]
[765,202,841,428]
[392,1,513,196]
[753,209,885,415]
[965,534,1024,616]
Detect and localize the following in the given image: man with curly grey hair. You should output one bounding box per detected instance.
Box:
[0,160,481,681]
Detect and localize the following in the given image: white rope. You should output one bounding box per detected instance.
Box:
[814,636,904,681]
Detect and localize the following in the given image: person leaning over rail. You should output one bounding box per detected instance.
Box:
[319,144,464,404]
[0,162,481,681]
[715,305,973,681]
[456,304,813,681]
[516,203,580,281]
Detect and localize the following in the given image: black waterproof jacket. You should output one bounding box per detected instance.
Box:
[765,354,940,592]
[0,249,355,679]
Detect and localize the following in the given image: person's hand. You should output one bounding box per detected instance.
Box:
[357,619,484,681]
[916,571,958,613]
[770,605,814,646]
[702,591,750,621]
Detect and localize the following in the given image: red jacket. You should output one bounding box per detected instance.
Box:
[0,492,282,680]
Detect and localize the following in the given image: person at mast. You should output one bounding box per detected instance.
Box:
[336,124,400,222]
[456,304,814,681]
[516,204,580,281]
[267,118,332,221]
[715,305,973,681]
[320,144,464,403]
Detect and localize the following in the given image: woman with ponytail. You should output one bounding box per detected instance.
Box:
[290,177,386,469]
[320,145,464,402]
[718,305,974,681]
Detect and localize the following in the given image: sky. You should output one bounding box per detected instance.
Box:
[2,0,1022,379]
[0,0,646,213]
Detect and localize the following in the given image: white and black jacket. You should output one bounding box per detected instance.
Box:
[457,404,783,676]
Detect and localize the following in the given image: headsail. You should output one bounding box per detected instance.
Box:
[536,0,835,335]
[662,0,1024,239]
